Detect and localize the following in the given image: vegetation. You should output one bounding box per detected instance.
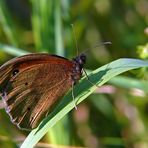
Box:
[0,0,148,148]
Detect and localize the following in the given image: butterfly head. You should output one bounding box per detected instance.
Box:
[71,53,86,83]
[74,53,86,68]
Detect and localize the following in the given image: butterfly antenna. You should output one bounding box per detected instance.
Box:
[71,24,79,56]
[82,41,112,54]
[72,82,77,110]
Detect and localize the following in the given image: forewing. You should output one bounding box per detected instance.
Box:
[0,54,73,130]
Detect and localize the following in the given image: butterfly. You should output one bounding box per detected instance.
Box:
[0,53,86,130]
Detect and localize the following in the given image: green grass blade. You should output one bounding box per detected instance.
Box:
[0,0,19,46]
[21,58,148,148]
[54,0,64,56]
[31,0,55,52]
[47,115,71,145]
[0,43,29,56]
[109,76,148,92]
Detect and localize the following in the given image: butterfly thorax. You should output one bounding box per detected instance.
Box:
[71,53,86,84]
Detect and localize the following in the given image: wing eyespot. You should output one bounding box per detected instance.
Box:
[25,82,28,86]
[27,107,31,111]
[12,69,19,76]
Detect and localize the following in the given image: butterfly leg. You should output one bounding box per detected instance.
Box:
[72,82,77,110]
[82,68,99,88]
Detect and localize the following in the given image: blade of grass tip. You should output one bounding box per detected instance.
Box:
[0,0,19,47]
[0,43,30,56]
[21,58,148,148]
[54,0,64,56]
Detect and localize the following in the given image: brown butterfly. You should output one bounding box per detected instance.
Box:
[0,53,86,130]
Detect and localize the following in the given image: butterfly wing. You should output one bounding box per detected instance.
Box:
[0,54,74,130]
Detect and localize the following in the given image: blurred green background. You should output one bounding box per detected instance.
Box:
[0,0,148,148]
